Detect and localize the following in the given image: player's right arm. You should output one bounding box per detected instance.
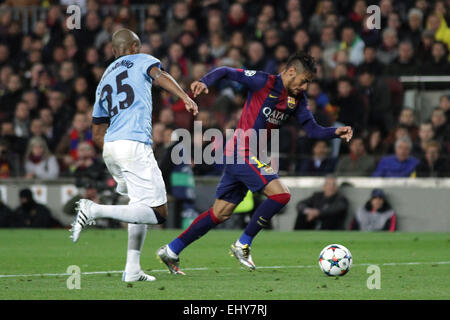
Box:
[191,67,267,98]
[92,123,108,150]
[92,84,110,151]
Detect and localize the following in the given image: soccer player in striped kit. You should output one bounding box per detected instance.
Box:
[158,52,353,274]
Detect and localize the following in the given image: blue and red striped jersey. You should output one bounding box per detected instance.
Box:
[200,67,338,156]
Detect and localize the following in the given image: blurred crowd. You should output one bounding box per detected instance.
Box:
[0,0,450,186]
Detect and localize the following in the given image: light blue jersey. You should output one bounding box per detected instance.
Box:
[92,53,161,145]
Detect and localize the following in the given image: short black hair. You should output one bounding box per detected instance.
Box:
[285,51,317,75]
[337,76,354,86]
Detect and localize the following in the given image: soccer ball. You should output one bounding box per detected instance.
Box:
[318,244,352,276]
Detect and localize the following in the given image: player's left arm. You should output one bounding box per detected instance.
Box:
[296,98,353,142]
[149,67,198,116]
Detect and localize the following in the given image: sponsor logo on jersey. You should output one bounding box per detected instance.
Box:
[262,107,289,125]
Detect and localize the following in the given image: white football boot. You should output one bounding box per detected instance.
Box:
[230,240,256,271]
[70,199,96,243]
[122,270,156,282]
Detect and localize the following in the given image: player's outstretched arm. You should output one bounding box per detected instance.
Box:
[297,101,353,142]
[334,126,353,142]
[149,66,198,116]
[194,67,267,96]
[191,81,209,98]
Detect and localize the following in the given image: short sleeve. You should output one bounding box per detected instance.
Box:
[141,54,162,81]
[92,85,110,124]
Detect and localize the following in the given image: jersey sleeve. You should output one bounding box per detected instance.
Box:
[200,67,268,92]
[296,93,338,139]
[141,54,162,82]
[92,85,110,124]
[295,94,315,125]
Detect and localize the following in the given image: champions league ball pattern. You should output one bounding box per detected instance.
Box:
[318,244,353,276]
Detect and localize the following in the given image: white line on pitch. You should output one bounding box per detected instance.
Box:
[0,261,449,279]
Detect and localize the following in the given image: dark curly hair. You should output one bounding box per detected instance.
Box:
[285,51,317,75]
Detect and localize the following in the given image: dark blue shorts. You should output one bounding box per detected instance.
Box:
[215,154,279,204]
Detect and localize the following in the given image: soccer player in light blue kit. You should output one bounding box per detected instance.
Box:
[70,29,198,282]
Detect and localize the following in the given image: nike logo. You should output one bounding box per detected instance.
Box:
[269,94,278,99]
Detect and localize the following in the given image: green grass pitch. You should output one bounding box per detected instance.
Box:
[0,229,449,300]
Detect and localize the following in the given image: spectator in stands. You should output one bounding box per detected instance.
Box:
[67,141,106,187]
[376,28,399,65]
[294,175,349,230]
[0,192,12,227]
[348,0,367,30]
[357,45,384,76]
[21,90,39,119]
[39,107,58,151]
[76,11,102,49]
[24,136,59,180]
[56,60,77,96]
[332,77,365,135]
[245,41,269,72]
[283,10,305,39]
[384,41,418,76]
[397,108,419,142]
[152,122,166,161]
[0,120,27,160]
[309,0,334,37]
[166,0,190,41]
[439,94,450,121]
[227,2,249,34]
[412,122,437,159]
[0,139,21,178]
[158,108,175,127]
[297,140,337,176]
[339,24,365,66]
[263,28,281,60]
[12,100,30,138]
[415,141,450,177]
[422,41,450,75]
[373,136,419,177]
[384,125,411,154]
[46,89,73,139]
[335,137,376,176]
[357,66,392,134]
[403,8,423,49]
[292,28,310,55]
[430,107,450,143]
[416,29,434,62]
[29,118,48,143]
[306,80,329,110]
[56,112,93,170]
[10,188,59,228]
[0,73,23,119]
[428,11,450,51]
[349,188,397,232]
